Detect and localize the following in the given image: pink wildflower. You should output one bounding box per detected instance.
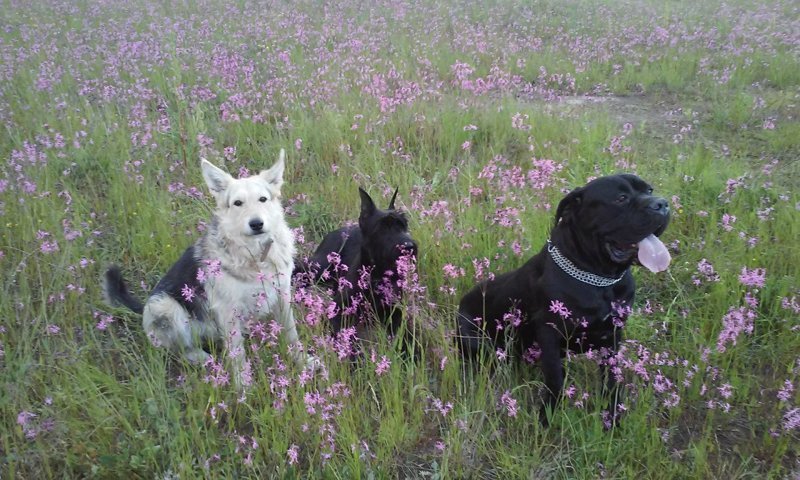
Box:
[181,284,196,303]
[287,444,299,465]
[717,306,757,352]
[783,408,800,431]
[374,355,391,376]
[203,357,230,387]
[442,263,465,279]
[738,267,766,288]
[777,380,794,402]
[499,390,518,417]
[549,300,571,319]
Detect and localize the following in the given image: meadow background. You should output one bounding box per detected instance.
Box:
[1,0,798,477]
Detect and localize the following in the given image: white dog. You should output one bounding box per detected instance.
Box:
[104,149,310,386]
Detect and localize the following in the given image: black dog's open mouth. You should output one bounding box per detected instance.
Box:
[606,227,671,272]
[606,241,639,263]
[606,217,670,265]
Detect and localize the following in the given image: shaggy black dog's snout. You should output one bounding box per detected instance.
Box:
[399,240,418,255]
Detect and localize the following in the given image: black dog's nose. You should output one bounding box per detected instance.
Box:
[400,241,418,254]
[649,198,669,215]
[249,219,264,232]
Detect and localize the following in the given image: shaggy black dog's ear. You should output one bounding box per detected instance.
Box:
[387,188,399,210]
[359,187,377,220]
[555,187,583,226]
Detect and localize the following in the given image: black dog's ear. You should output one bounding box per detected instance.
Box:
[359,187,377,220]
[555,187,583,225]
[387,188,399,210]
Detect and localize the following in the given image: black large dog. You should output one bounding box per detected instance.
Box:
[295,188,418,337]
[457,174,670,424]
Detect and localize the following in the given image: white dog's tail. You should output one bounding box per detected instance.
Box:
[103,266,145,314]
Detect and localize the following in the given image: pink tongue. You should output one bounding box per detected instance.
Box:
[637,234,671,273]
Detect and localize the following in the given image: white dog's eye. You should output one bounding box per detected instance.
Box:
[233,200,243,207]
[259,196,268,203]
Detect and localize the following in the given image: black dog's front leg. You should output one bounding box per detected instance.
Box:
[600,329,623,428]
[330,284,356,334]
[386,307,417,358]
[600,363,621,429]
[537,325,564,426]
[329,289,363,364]
[387,307,403,338]
[330,312,344,334]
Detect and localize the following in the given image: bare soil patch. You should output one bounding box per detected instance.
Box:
[539,94,687,140]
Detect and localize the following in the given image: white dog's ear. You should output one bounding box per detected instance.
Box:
[259,148,286,195]
[201,158,233,199]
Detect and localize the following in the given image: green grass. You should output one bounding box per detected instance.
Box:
[1,0,799,478]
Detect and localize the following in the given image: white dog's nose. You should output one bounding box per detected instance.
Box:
[249,218,264,233]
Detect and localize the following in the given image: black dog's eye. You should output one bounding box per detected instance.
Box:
[233,200,243,207]
[616,194,628,203]
[647,188,654,194]
[259,196,268,203]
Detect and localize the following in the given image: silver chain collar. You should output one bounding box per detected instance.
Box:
[547,240,626,287]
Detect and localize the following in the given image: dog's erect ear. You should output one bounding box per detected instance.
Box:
[388,188,399,210]
[555,187,583,225]
[259,149,286,195]
[359,187,377,220]
[201,158,233,199]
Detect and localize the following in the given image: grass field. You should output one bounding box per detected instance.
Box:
[1,0,799,477]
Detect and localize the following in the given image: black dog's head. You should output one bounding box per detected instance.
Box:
[358,187,417,273]
[554,174,670,268]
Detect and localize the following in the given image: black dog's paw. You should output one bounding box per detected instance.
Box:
[538,404,552,427]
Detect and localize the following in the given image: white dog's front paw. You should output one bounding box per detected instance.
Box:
[185,349,212,364]
[305,354,324,371]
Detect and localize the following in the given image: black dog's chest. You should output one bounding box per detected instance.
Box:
[563,291,631,352]
[564,311,616,351]
[539,278,631,352]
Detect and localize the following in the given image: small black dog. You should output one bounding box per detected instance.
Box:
[457,174,671,425]
[295,187,418,338]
